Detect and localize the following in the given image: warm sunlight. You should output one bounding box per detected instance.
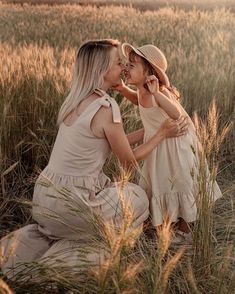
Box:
[0,0,234,293]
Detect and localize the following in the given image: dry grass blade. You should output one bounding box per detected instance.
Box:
[0,279,14,294]
[0,2,234,293]
[1,162,19,177]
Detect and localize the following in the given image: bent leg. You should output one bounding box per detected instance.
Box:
[97,182,149,228]
[0,224,51,279]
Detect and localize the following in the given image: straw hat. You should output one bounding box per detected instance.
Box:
[121,43,170,87]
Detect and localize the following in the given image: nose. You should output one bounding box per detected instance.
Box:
[121,63,127,70]
[124,67,129,75]
[122,64,129,73]
[126,63,131,71]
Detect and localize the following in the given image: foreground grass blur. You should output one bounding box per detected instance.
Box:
[0,2,234,293]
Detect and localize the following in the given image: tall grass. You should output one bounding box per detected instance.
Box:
[192,101,232,273]
[1,108,234,292]
[0,4,234,164]
[0,178,184,293]
[0,278,13,294]
[1,4,234,114]
[3,0,235,14]
[0,3,234,293]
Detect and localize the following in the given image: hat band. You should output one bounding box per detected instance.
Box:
[137,49,164,72]
[136,48,147,59]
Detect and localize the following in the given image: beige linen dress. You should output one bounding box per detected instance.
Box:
[1,92,149,278]
[138,93,222,226]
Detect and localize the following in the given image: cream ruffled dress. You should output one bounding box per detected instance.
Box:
[138,92,222,226]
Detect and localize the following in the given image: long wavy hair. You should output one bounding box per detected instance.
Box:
[129,50,181,100]
[57,39,120,125]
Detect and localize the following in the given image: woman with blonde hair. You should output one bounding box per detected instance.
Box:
[1,39,188,278]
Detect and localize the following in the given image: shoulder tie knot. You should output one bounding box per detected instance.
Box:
[99,95,121,123]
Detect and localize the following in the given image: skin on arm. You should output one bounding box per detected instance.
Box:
[153,90,181,120]
[146,75,182,120]
[98,106,188,171]
[131,116,188,161]
[126,128,144,145]
[113,79,138,105]
[104,119,165,170]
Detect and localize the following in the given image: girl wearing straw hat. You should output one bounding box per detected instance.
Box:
[115,43,222,243]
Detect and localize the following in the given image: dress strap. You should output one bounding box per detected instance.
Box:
[98,95,121,123]
[137,89,158,107]
[94,88,121,123]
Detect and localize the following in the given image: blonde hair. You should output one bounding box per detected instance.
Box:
[129,50,181,100]
[57,39,120,125]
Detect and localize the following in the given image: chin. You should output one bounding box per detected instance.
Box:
[129,81,137,86]
[126,78,134,85]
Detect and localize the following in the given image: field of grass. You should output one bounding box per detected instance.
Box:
[3,0,235,13]
[0,1,234,293]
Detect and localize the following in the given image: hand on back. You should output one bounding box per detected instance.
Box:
[161,116,189,138]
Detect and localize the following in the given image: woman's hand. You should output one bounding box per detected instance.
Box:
[160,116,189,138]
[145,75,160,94]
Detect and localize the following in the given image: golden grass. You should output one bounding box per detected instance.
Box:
[0,2,234,293]
[2,0,235,14]
[0,278,13,294]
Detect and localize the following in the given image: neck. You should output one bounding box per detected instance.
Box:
[99,81,111,92]
[138,85,151,98]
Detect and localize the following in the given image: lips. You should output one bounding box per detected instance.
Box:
[123,69,130,79]
[124,72,131,79]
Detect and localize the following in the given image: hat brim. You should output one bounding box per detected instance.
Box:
[121,43,170,87]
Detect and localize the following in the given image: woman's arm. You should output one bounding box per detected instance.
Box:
[102,107,188,170]
[132,128,165,161]
[132,117,188,161]
[126,128,144,145]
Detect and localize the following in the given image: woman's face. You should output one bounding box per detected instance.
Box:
[103,47,124,87]
[125,56,145,87]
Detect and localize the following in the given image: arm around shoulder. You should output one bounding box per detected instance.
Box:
[102,107,137,170]
[102,106,166,169]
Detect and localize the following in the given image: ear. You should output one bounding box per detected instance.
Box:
[143,71,148,78]
[143,67,150,77]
